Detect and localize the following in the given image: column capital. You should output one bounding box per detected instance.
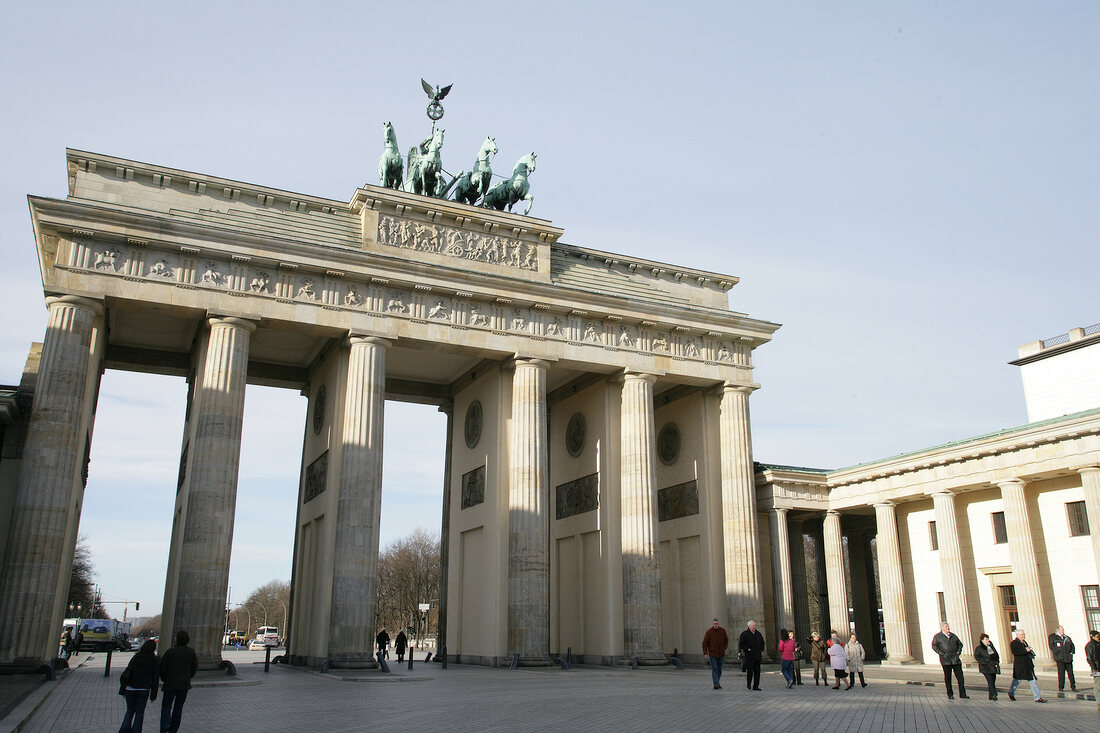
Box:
[45,294,103,315]
[619,370,657,386]
[996,478,1026,490]
[1077,466,1100,478]
[510,356,551,371]
[825,508,841,517]
[928,489,955,499]
[347,334,392,349]
[873,500,895,509]
[767,506,789,516]
[208,315,258,333]
[720,382,758,397]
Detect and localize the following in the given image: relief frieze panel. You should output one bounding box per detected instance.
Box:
[657,480,699,522]
[555,472,599,520]
[461,465,485,510]
[303,450,329,503]
[377,214,538,271]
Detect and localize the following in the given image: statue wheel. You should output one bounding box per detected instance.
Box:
[427,102,444,121]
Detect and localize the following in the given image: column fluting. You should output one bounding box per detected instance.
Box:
[998,479,1050,665]
[873,501,914,662]
[768,508,794,634]
[930,490,975,663]
[1079,467,1100,580]
[822,510,849,636]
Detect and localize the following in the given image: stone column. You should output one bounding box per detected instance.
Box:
[998,479,1051,666]
[873,501,914,663]
[0,296,101,666]
[437,402,453,657]
[930,490,975,663]
[172,317,255,668]
[328,335,389,666]
[847,531,874,649]
[768,508,794,633]
[788,517,811,645]
[619,371,664,662]
[1080,467,1100,577]
[718,384,765,633]
[808,522,829,634]
[822,510,849,636]
[508,358,550,665]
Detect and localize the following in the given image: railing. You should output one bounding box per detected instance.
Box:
[1040,322,1100,349]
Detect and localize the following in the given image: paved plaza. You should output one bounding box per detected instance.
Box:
[2,650,1096,733]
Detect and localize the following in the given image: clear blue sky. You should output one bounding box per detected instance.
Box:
[1,1,1096,617]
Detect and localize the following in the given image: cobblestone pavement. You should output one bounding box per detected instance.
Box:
[13,651,1099,733]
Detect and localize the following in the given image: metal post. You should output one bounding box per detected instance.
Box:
[264,645,271,673]
[104,649,113,676]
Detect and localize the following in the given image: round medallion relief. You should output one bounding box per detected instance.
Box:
[657,422,681,466]
[313,385,326,435]
[464,400,483,449]
[565,413,586,457]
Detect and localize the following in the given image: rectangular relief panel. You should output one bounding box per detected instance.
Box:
[658,480,699,522]
[461,465,485,509]
[555,472,599,520]
[304,450,328,503]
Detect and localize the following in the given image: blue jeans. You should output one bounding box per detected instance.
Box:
[1009,677,1041,700]
[709,656,723,686]
[160,689,188,733]
[781,659,794,682]
[119,690,148,733]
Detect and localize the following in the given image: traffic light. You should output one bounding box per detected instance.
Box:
[135,602,140,611]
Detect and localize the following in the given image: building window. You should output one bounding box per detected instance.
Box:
[929,521,939,551]
[1066,501,1090,536]
[1083,585,1100,634]
[991,512,1008,544]
[937,592,947,624]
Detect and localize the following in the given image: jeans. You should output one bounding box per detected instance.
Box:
[119,690,148,733]
[1056,661,1076,690]
[780,660,794,683]
[709,656,723,687]
[160,689,188,733]
[1009,677,1041,700]
[941,664,966,697]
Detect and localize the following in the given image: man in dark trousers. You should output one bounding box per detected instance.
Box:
[395,629,408,663]
[1047,625,1077,692]
[1084,629,1100,711]
[738,620,765,690]
[159,629,198,733]
[376,627,390,659]
[701,617,729,689]
[931,622,968,699]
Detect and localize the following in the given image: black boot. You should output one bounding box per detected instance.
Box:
[859,672,866,687]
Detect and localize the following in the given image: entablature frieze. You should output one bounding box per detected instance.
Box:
[36,224,770,384]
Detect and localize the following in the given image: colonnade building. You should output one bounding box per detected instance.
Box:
[0,149,1096,673]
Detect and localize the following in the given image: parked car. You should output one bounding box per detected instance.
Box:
[247,638,268,651]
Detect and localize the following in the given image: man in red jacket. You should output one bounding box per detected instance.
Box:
[702,618,729,690]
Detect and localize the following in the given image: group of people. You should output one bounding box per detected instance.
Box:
[702,620,868,691]
[933,622,1100,705]
[116,630,198,733]
[375,627,410,662]
[58,628,83,659]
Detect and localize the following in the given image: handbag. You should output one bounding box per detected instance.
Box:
[118,666,131,696]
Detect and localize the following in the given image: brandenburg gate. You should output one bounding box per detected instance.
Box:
[0,148,778,670]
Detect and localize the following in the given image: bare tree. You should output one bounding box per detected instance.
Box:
[67,535,106,618]
[133,615,160,638]
[233,580,290,638]
[377,528,440,640]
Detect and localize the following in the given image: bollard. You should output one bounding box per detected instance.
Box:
[38,664,55,681]
[509,653,519,671]
[567,646,572,666]
[264,645,271,673]
[631,656,638,670]
[668,656,684,670]
[320,659,331,674]
[408,649,414,671]
[104,649,113,677]
[424,651,432,663]
[220,660,237,676]
[376,650,390,673]
[553,656,569,670]
[441,646,447,670]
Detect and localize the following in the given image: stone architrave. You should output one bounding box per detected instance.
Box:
[172,316,256,668]
[328,335,389,666]
[930,490,975,664]
[822,510,849,636]
[619,371,664,663]
[0,296,101,666]
[998,479,1051,666]
[507,357,551,665]
[1080,467,1100,576]
[718,384,765,633]
[873,501,914,663]
[768,508,795,634]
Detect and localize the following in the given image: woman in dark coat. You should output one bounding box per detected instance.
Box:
[395,629,408,662]
[974,633,1000,699]
[118,639,159,732]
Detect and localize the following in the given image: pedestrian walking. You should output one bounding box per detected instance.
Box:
[738,620,765,691]
[931,622,968,699]
[376,627,390,659]
[1084,629,1100,711]
[1048,625,1077,692]
[791,630,803,685]
[845,633,866,688]
[1008,630,1047,702]
[827,636,848,689]
[701,617,729,690]
[777,629,797,689]
[807,631,829,686]
[159,630,198,733]
[395,629,408,663]
[974,633,1001,700]
[117,639,158,733]
[59,629,72,660]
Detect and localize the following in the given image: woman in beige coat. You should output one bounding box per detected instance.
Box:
[845,633,867,688]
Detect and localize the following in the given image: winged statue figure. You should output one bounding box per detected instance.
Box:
[421,79,453,102]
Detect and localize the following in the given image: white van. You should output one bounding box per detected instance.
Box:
[255,626,280,646]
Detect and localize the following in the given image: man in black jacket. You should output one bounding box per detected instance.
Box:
[159,630,198,733]
[930,622,968,699]
[1047,625,1076,692]
[738,620,765,691]
[1084,630,1100,711]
